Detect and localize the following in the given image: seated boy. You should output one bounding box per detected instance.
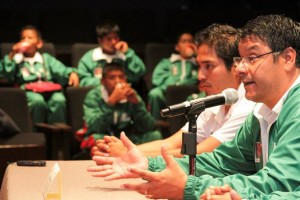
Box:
[148,32,198,119]
[0,25,79,125]
[81,62,162,151]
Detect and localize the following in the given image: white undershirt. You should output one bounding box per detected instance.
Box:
[182,84,256,143]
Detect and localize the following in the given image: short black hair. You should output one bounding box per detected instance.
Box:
[95,20,120,39]
[175,31,193,44]
[240,14,300,67]
[20,25,42,40]
[102,62,125,78]
[194,23,240,71]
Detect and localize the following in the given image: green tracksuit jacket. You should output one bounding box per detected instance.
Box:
[234,185,300,200]
[148,54,198,119]
[151,54,198,91]
[83,86,162,144]
[78,47,146,86]
[148,83,300,200]
[0,53,75,124]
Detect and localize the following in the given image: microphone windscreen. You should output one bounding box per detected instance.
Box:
[222,88,239,105]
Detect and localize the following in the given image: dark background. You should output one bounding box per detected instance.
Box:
[1,0,300,64]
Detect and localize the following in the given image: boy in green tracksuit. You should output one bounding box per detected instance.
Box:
[77,20,146,87]
[148,32,198,119]
[0,25,79,125]
[81,62,162,150]
[86,15,300,200]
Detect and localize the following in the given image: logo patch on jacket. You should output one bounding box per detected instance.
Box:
[255,142,262,163]
[120,113,131,122]
[21,67,30,78]
[172,65,178,75]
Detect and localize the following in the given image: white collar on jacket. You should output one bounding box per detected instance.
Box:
[253,74,300,166]
[92,47,126,63]
[14,52,43,65]
[169,53,195,63]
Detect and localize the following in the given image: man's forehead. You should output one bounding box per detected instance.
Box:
[239,35,269,50]
[106,70,124,76]
[241,34,262,43]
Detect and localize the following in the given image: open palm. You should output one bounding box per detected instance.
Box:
[87,132,148,180]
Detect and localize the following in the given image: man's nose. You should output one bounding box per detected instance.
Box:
[198,69,206,81]
[234,63,248,76]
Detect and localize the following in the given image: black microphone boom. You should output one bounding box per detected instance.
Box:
[160,88,239,117]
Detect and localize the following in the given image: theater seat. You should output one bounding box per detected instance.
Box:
[71,43,98,67]
[65,86,94,159]
[0,87,47,186]
[165,85,199,135]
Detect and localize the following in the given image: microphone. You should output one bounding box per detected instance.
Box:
[161,88,239,117]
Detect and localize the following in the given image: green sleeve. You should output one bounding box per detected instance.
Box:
[148,110,300,199]
[148,156,167,172]
[0,55,18,84]
[183,105,300,198]
[131,95,156,132]
[83,86,114,135]
[151,59,198,90]
[43,53,75,86]
[77,50,101,87]
[124,48,146,83]
[151,58,177,90]
[231,185,300,200]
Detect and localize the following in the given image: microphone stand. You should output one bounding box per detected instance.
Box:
[180,101,205,175]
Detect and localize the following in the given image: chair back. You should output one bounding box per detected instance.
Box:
[0,88,47,184]
[71,43,98,67]
[65,86,94,155]
[0,87,32,132]
[165,85,199,135]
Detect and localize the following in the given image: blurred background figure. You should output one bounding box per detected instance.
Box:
[77,20,146,88]
[0,25,79,127]
[148,32,199,120]
[80,62,162,153]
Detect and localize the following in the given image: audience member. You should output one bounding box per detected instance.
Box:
[78,20,146,87]
[0,25,79,125]
[91,24,255,157]
[81,62,162,150]
[148,32,199,119]
[87,14,300,200]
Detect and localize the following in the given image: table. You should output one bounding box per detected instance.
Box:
[0,160,148,200]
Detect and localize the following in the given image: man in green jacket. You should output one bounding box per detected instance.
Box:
[87,15,300,200]
[81,62,162,150]
[148,32,199,119]
[0,25,79,125]
[77,20,146,87]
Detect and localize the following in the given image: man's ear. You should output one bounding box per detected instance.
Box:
[282,47,296,71]
[37,39,44,49]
